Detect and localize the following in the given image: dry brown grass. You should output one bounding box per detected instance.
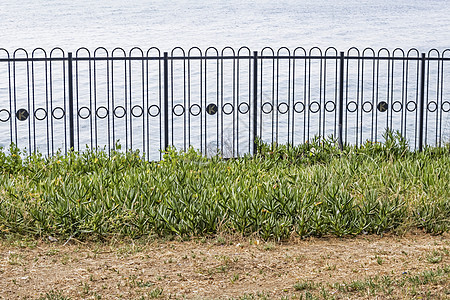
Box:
[0,231,448,299]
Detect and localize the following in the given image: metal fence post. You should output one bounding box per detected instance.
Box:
[163,52,169,151]
[67,52,75,151]
[338,52,345,151]
[418,53,426,152]
[253,51,258,155]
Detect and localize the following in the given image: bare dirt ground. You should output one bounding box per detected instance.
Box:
[0,231,448,300]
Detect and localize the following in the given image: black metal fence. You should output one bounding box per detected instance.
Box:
[1,47,450,160]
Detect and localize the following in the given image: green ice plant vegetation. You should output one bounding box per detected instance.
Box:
[0,130,448,240]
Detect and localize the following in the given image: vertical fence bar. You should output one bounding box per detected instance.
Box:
[163,52,169,151]
[253,51,258,155]
[338,52,344,150]
[418,53,426,152]
[67,52,75,150]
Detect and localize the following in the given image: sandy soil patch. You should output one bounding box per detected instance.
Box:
[0,231,448,299]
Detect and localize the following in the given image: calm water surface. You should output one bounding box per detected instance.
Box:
[1,0,450,51]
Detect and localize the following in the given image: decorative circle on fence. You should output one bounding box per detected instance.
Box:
[294,102,305,113]
[362,102,373,113]
[148,105,160,117]
[113,106,126,118]
[406,101,417,112]
[0,109,10,122]
[309,101,320,113]
[131,105,143,117]
[377,101,388,112]
[34,108,47,121]
[173,104,185,116]
[222,103,234,115]
[238,102,249,114]
[277,103,289,114]
[427,101,437,112]
[16,108,29,121]
[52,107,65,119]
[78,107,91,119]
[189,104,201,116]
[392,101,403,112]
[96,106,108,119]
[325,101,336,112]
[442,101,450,112]
[346,101,358,113]
[262,102,273,114]
[206,103,218,115]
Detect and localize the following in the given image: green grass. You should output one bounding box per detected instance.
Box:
[0,131,449,240]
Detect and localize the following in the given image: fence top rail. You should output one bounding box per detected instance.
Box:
[1,55,450,62]
[2,46,450,57]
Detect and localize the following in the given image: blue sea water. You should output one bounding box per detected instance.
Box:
[1,0,450,51]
